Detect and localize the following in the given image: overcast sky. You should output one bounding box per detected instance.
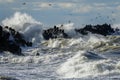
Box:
[0,0,120,26]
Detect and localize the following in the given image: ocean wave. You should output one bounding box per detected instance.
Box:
[0,12,120,79]
[57,51,120,78]
[2,12,43,44]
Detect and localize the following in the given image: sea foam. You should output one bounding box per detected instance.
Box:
[2,12,43,44]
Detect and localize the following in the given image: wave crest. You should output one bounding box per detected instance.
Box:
[2,12,43,43]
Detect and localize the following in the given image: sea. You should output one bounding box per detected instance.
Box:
[0,12,120,80]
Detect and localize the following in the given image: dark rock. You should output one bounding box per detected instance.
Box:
[42,26,70,40]
[26,42,32,47]
[36,53,40,56]
[0,75,19,80]
[75,23,115,36]
[0,25,32,55]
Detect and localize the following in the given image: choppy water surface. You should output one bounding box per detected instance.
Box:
[0,12,120,80]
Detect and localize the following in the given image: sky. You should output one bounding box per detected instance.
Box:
[0,0,120,27]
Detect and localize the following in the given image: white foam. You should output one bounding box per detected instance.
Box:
[0,12,120,80]
[112,24,120,29]
[57,51,119,78]
[2,12,43,43]
[62,23,76,37]
[2,12,42,29]
[41,34,108,50]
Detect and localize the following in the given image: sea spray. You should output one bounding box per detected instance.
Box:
[57,51,119,78]
[2,12,43,43]
[0,12,120,80]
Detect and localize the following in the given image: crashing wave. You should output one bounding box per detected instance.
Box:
[2,12,43,44]
[57,51,120,78]
[0,12,120,79]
